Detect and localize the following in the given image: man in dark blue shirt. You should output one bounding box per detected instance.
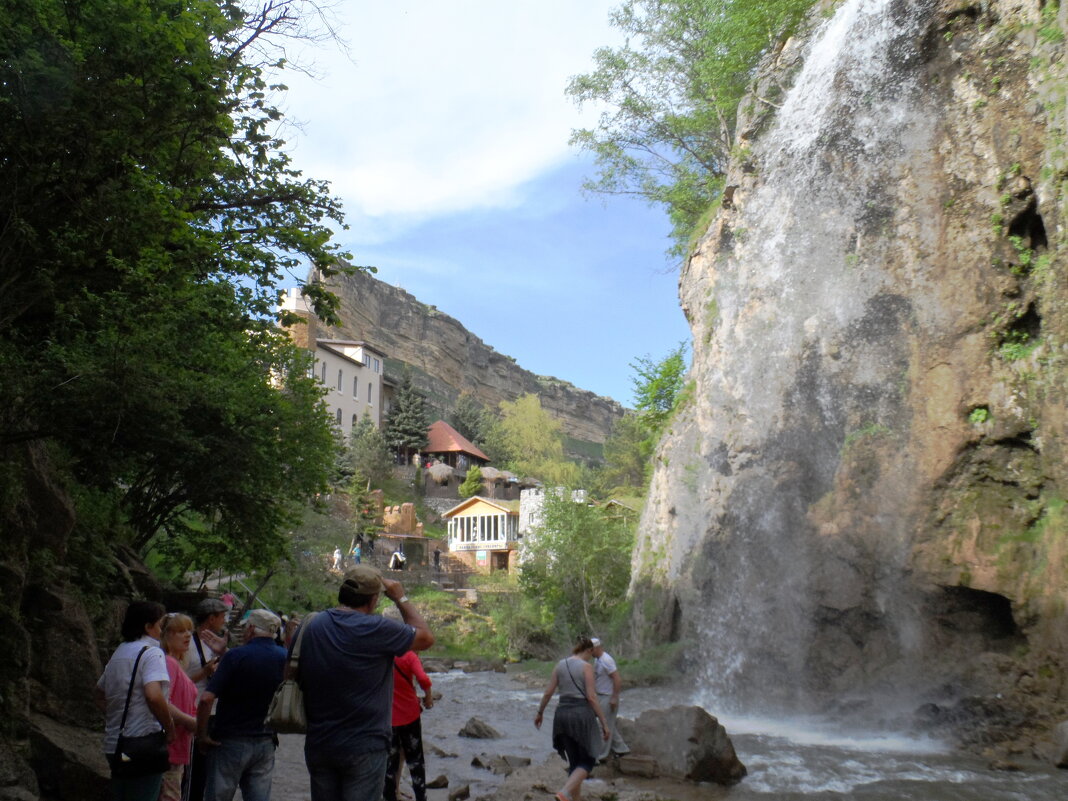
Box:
[196,609,287,801]
[297,565,434,801]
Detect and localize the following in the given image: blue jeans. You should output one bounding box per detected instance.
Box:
[306,748,388,801]
[205,736,275,801]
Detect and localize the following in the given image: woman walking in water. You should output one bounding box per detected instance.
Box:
[534,637,609,801]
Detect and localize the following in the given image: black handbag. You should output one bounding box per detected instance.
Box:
[109,646,171,778]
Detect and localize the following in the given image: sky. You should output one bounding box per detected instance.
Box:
[277,0,691,406]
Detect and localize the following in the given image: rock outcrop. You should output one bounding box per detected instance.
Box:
[631,0,1068,751]
[617,706,747,785]
[312,269,625,452]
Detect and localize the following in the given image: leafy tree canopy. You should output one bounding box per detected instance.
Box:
[488,394,580,486]
[631,343,688,435]
[0,0,353,574]
[519,488,635,637]
[567,0,814,255]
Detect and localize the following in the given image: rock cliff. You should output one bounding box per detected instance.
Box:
[314,269,624,453]
[631,0,1068,752]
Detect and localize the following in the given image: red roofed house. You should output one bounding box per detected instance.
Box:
[421,420,489,473]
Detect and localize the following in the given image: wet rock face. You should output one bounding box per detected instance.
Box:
[318,269,624,449]
[1,445,112,799]
[616,706,747,785]
[632,0,1068,738]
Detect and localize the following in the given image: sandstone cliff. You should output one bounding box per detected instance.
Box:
[631,0,1068,752]
[314,269,624,452]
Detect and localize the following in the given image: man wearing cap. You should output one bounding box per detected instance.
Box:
[196,610,287,801]
[187,598,230,801]
[297,565,434,801]
[591,637,630,761]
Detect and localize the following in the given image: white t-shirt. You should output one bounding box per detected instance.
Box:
[593,652,618,695]
[96,637,170,754]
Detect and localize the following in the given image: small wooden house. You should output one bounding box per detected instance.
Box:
[442,496,520,573]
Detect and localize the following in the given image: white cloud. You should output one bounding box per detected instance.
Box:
[279,0,620,229]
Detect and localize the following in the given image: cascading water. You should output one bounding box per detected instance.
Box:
[674,0,943,713]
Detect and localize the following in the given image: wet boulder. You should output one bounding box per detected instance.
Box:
[616,705,746,785]
[27,714,109,801]
[1053,720,1068,768]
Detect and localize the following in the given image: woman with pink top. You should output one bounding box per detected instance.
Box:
[159,613,198,801]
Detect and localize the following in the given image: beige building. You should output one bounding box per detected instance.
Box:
[280,289,386,436]
[443,496,520,573]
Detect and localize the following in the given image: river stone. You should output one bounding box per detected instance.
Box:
[1053,720,1068,768]
[427,743,457,758]
[616,706,746,785]
[447,784,470,801]
[458,717,502,739]
[426,774,449,788]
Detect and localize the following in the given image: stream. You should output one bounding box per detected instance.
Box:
[268,668,1068,800]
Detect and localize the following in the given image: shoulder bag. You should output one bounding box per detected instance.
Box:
[265,611,318,734]
[110,646,171,778]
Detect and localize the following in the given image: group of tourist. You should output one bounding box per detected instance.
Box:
[96,565,629,801]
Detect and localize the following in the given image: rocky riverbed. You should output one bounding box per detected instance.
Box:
[266,666,1068,801]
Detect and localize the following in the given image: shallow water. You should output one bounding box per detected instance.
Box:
[270,670,1068,800]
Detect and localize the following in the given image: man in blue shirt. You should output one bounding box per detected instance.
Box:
[196,609,287,801]
[297,565,434,801]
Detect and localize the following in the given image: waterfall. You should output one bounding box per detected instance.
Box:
[687,0,940,714]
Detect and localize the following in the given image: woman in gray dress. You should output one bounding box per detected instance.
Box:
[534,637,609,801]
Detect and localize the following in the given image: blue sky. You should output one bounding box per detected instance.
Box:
[278,0,691,404]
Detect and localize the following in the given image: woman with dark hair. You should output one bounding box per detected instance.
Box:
[534,637,609,801]
[95,600,176,801]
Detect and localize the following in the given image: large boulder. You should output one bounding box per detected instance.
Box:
[27,714,108,801]
[616,705,746,785]
[1053,720,1068,768]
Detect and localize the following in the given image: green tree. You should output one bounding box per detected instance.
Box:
[348,412,393,486]
[493,394,579,485]
[599,412,655,493]
[567,0,814,255]
[519,489,635,636]
[631,343,688,435]
[458,465,484,498]
[0,0,350,574]
[384,372,430,462]
[449,393,486,445]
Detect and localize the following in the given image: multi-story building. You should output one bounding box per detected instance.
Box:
[279,289,387,436]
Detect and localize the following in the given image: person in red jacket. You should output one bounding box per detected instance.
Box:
[383,650,433,801]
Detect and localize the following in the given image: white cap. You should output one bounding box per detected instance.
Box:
[591,637,602,647]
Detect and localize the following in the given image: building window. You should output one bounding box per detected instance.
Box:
[335,408,342,427]
[353,376,358,396]
[337,369,343,391]
[367,383,372,403]
[320,362,326,382]
[374,358,380,372]
[363,354,370,367]
[352,414,358,429]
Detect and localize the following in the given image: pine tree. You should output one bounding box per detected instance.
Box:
[384,372,430,462]
[348,412,393,485]
[449,393,486,445]
[458,465,484,498]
